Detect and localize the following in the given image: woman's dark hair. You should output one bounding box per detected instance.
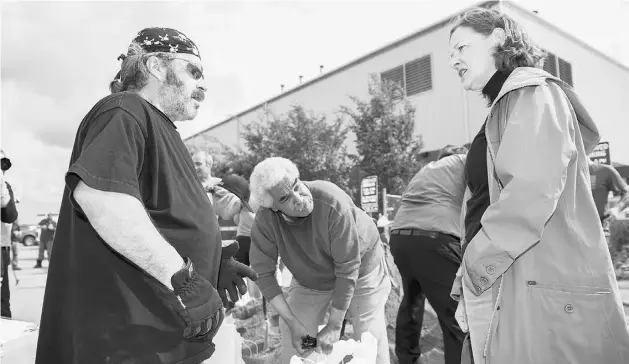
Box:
[109,42,176,94]
[450,7,545,72]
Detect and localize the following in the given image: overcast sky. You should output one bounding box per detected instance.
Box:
[2,0,628,224]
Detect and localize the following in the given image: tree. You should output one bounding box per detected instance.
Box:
[341,75,424,196]
[214,105,353,193]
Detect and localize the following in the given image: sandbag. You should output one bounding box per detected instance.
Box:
[289,332,377,364]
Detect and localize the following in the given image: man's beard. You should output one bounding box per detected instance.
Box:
[158,68,195,121]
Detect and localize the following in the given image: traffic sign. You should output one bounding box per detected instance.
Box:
[360,175,378,213]
[590,142,610,165]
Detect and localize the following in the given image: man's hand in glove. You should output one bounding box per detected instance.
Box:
[218,242,259,307]
[171,257,224,341]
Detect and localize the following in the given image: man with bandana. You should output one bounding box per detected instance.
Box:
[248,157,391,364]
[36,28,257,364]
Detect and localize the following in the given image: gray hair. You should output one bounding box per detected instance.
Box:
[249,157,299,212]
[109,41,176,94]
[437,144,468,160]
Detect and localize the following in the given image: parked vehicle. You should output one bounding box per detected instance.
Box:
[18,224,40,246]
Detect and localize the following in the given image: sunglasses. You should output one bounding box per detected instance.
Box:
[170,57,204,81]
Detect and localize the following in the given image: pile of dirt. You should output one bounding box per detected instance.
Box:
[234,248,446,364]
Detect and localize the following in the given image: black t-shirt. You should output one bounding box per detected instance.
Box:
[36,92,223,364]
[464,70,511,250]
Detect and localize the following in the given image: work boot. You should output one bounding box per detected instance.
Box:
[34,260,43,268]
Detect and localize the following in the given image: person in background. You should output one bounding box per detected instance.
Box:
[191,150,243,221]
[449,7,629,363]
[220,174,262,301]
[191,153,256,309]
[249,157,391,364]
[220,174,255,266]
[389,145,467,364]
[36,27,257,364]
[1,149,19,318]
[34,213,56,268]
[589,159,629,224]
[11,221,21,270]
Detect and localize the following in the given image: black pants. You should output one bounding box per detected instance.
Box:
[390,232,464,364]
[1,247,12,318]
[234,235,251,266]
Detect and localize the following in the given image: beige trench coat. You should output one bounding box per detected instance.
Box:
[451,67,629,364]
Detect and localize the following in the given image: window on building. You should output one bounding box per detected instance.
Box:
[542,50,573,86]
[558,58,573,86]
[405,55,432,96]
[543,51,558,76]
[380,54,433,99]
[381,65,404,90]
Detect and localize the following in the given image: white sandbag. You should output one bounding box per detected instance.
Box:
[290,332,377,364]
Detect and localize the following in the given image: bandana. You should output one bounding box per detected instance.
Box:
[131,27,201,59]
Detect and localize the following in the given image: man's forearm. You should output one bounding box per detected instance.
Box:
[73,181,185,290]
[330,277,356,312]
[269,294,299,326]
[327,307,347,329]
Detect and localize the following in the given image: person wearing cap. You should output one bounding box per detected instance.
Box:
[249,157,391,364]
[34,212,56,268]
[1,149,18,318]
[36,28,257,364]
[389,145,467,364]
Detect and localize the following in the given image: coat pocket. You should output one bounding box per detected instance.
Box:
[524,280,620,364]
[526,280,611,295]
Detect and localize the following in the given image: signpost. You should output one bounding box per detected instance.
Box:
[590,141,610,165]
[360,175,379,213]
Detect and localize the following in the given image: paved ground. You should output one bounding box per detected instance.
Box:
[2,246,629,363]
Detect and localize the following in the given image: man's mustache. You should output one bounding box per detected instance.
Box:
[192,90,205,102]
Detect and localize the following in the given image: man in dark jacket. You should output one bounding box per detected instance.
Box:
[34,213,56,268]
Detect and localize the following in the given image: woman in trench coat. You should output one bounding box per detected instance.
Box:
[448,7,629,364]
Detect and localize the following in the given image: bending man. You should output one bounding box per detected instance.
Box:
[249,157,391,364]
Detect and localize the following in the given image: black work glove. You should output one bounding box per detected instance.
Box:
[171,257,224,341]
[217,242,259,307]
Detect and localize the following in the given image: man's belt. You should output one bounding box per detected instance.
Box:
[390,228,459,241]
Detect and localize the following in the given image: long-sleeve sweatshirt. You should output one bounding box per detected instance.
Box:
[249,180,383,311]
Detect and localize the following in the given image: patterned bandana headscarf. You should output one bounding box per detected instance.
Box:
[129,27,201,59]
